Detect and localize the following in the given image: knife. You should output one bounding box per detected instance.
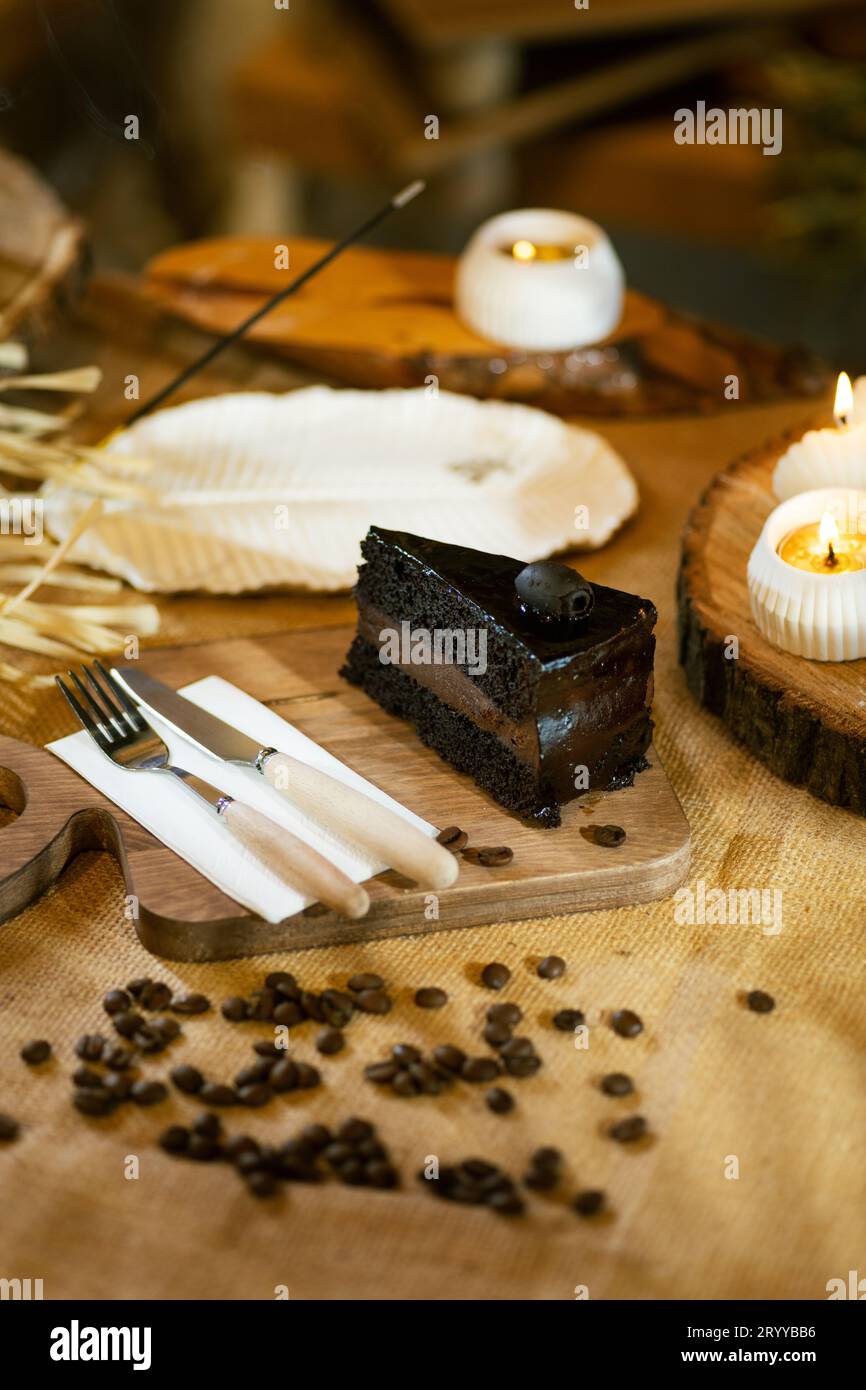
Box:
[112,666,459,891]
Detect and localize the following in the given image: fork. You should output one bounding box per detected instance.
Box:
[55,661,370,920]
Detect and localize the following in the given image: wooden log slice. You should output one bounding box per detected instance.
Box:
[678,425,866,814]
[144,236,827,417]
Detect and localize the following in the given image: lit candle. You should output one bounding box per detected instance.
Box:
[748,488,866,659]
[773,372,866,500]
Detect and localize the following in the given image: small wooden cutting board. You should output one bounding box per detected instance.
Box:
[0,626,689,960]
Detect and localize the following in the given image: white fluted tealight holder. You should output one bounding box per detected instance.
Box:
[454,208,624,351]
[748,488,866,660]
[773,373,866,500]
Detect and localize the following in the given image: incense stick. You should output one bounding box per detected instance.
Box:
[124,180,426,427]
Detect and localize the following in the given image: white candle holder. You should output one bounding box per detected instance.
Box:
[748,488,866,660]
[454,208,624,351]
[773,373,866,500]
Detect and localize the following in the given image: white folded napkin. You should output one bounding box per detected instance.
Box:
[47,675,434,923]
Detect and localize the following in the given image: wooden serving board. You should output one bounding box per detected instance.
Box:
[678,424,866,814]
[0,627,689,961]
[143,236,826,417]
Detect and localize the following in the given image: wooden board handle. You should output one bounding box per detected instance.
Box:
[261,752,458,890]
[220,798,369,919]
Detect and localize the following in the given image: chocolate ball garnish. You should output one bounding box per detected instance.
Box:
[514,561,594,627]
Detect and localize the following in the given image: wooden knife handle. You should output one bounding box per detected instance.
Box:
[261,752,458,891]
[220,798,370,919]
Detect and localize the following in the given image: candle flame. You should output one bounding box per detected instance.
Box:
[512,239,538,262]
[819,511,839,549]
[834,371,853,427]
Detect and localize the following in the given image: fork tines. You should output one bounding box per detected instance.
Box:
[56,660,143,752]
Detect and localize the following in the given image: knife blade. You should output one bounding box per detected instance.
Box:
[112,666,458,891]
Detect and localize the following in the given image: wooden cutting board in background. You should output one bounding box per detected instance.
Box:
[0,626,689,960]
[144,236,826,416]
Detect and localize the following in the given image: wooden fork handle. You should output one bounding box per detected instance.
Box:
[260,752,458,890]
[220,798,370,919]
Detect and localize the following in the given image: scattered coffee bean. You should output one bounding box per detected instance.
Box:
[75,1034,107,1061]
[126,977,152,1000]
[609,1114,647,1144]
[481,962,510,990]
[199,1082,237,1107]
[365,1060,399,1085]
[391,1043,420,1065]
[299,990,324,1022]
[321,989,355,1027]
[0,1113,20,1140]
[159,1125,190,1154]
[533,1146,562,1170]
[611,1009,643,1038]
[553,1009,584,1032]
[170,1064,204,1095]
[581,823,626,847]
[420,1157,523,1215]
[485,1087,514,1114]
[464,845,513,867]
[273,1001,304,1026]
[265,971,297,991]
[73,1065,104,1089]
[151,1016,181,1042]
[247,1171,278,1198]
[103,1073,132,1101]
[436,825,467,850]
[746,990,775,1014]
[226,1135,260,1162]
[20,1039,51,1065]
[392,1069,417,1097]
[483,1020,512,1049]
[221,996,248,1022]
[73,1088,113,1116]
[103,988,131,1016]
[140,981,172,1010]
[338,1118,374,1143]
[101,1044,134,1070]
[487,1002,522,1027]
[433,1044,466,1073]
[537,955,566,980]
[294,1062,321,1089]
[236,1060,274,1087]
[462,1056,501,1083]
[601,1072,634,1097]
[355,989,392,1015]
[414,987,447,1009]
[500,1036,534,1058]
[574,1189,606,1217]
[487,1189,525,1215]
[347,973,384,993]
[112,1010,145,1039]
[193,1112,222,1139]
[316,1028,345,1056]
[133,1026,165,1054]
[269,1059,298,1092]
[130,1080,168,1107]
[189,1134,221,1162]
[301,1123,332,1151]
[367,1160,398,1188]
[237,1083,272,1108]
[171,992,210,1015]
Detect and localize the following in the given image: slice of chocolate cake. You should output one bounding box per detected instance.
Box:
[341,527,656,827]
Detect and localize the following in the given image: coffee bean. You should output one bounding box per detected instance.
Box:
[103,988,131,1016]
[523,1165,558,1192]
[269,1059,298,1092]
[171,992,210,1015]
[265,971,297,991]
[73,1088,113,1116]
[464,845,513,867]
[221,996,249,1022]
[238,1083,272,1107]
[159,1125,190,1154]
[601,1072,634,1097]
[436,825,467,850]
[236,1060,274,1087]
[170,1061,204,1095]
[553,1009,584,1031]
[101,1044,134,1070]
[392,1069,418,1097]
[392,1043,421,1065]
[103,1073,131,1101]
[747,990,775,1014]
[367,1160,398,1188]
[609,1115,647,1143]
[338,1117,374,1143]
[365,1060,399,1084]
[75,1034,107,1061]
[225,1135,259,1162]
[273,1001,305,1026]
[355,989,392,1015]
[537,955,566,980]
[573,1189,606,1217]
[151,1016,181,1042]
[611,1009,643,1038]
[338,1158,368,1186]
[581,823,626,848]
[323,1140,353,1167]
[347,973,384,993]
[408,1061,442,1095]
[321,989,355,1027]
[499,1036,534,1058]
[316,1028,345,1056]
[72,1065,104,1089]
[253,1040,281,1058]
[20,1039,51,1065]
[503,1054,542,1079]
[432,1044,466,1073]
[357,1139,386,1162]
[532,1147,562,1170]
[193,1112,222,1139]
[247,1171,278,1197]
[300,1123,332,1152]
[130,1080,167,1106]
[0,1114,19,1141]
[199,1082,237,1107]
[189,1134,221,1162]
[414,987,447,1009]
[483,1021,512,1049]
[112,1010,145,1039]
[294,1062,321,1089]
[462,1056,501,1083]
[133,1026,165,1054]
[487,1189,525,1215]
[487,1002,522,1026]
[480,962,510,990]
[126,977,152,1000]
[485,1087,514,1114]
[140,981,172,1010]
[299,990,324,1022]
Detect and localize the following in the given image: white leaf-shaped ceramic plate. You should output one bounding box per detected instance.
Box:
[44,387,638,594]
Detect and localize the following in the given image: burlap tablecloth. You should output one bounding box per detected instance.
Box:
[1,383,863,1301]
